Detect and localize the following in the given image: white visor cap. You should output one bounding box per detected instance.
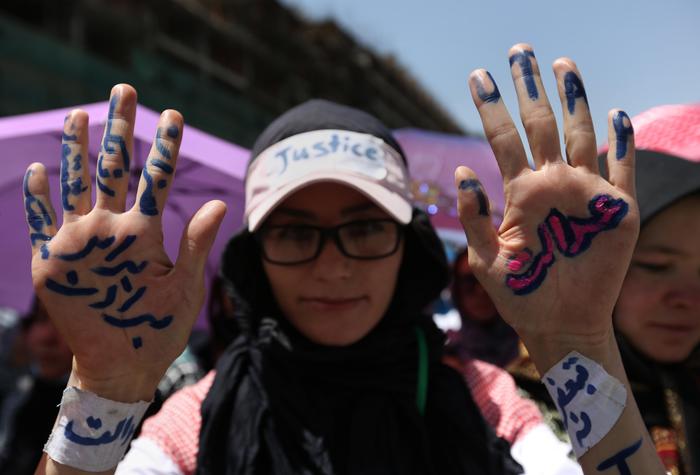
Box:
[245,129,414,231]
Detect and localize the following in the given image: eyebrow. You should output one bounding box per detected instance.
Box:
[340,202,378,216]
[273,202,379,220]
[273,207,316,219]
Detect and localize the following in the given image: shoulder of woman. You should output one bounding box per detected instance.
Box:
[130,371,217,475]
[457,358,543,444]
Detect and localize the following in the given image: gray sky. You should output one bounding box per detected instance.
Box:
[281,0,699,155]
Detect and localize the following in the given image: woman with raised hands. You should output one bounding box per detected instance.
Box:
[27,43,665,475]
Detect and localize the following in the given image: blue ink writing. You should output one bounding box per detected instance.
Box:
[150,159,173,174]
[30,233,52,247]
[86,417,102,430]
[88,285,118,309]
[574,412,592,447]
[121,276,132,292]
[102,95,131,173]
[46,279,98,296]
[116,286,146,312]
[271,133,384,176]
[64,416,137,447]
[92,260,148,276]
[60,144,87,211]
[563,72,588,115]
[132,337,143,349]
[66,271,78,285]
[96,175,115,197]
[546,357,600,450]
[166,125,179,139]
[613,111,633,160]
[475,71,501,104]
[154,128,171,160]
[57,236,115,261]
[23,170,52,233]
[102,313,173,330]
[105,235,136,262]
[596,438,642,475]
[139,167,158,216]
[509,51,538,100]
[459,179,489,216]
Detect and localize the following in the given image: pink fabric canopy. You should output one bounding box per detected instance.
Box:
[394,128,505,248]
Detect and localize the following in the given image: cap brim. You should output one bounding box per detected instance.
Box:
[634,150,700,225]
[247,171,413,231]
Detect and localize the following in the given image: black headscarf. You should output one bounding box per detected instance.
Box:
[196,100,522,475]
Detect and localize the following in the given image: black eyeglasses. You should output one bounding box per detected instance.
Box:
[257,219,403,265]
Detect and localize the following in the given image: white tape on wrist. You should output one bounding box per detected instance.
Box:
[44,386,151,472]
[542,351,627,459]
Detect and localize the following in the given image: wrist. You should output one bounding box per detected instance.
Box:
[68,369,157,404]
[45,386,151,472]
[520,328,619,375]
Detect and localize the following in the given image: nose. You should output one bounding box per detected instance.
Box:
[310,236,352,281]
[27,318,62,348]
[664,282,700,311]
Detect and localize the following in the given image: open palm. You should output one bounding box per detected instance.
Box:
[456,45,639,366]
[23,85,226,401]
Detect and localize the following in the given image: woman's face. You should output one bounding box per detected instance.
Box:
[454,265,499,324]
[614,194,700,363]
[261,183,404,346]
[25,303,73,379]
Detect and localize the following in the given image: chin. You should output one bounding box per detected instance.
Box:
[644,347,694,364]
[288,299,384,346]
[311,321,376,346]
[293,312,379,347]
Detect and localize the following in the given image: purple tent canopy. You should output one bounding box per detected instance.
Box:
[394,128,505,248]
[1,102,249,326]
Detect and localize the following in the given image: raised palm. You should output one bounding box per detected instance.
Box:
[23,85,225,400]
[457,45,639,366]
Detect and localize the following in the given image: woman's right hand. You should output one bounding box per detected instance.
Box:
[23,84,226,402]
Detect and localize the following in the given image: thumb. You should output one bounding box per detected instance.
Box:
[175,200,227,279]
[454,166,498,255]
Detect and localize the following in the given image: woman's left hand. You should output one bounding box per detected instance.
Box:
[455,44,639,370]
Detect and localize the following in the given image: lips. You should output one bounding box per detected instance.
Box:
[648,322,695,333]
[300,296,367,312]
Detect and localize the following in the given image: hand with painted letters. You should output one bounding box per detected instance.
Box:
[455,44,639,370]
[22,85,226,403]
[457,44,666,475]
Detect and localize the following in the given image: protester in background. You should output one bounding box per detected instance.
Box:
[193,275,239,371]
[0,297,72,475]
[0,306,29,405]
[611,104,700,475]
[446,247,519,368]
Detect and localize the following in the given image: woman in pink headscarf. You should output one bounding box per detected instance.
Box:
[608,104,700,475]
